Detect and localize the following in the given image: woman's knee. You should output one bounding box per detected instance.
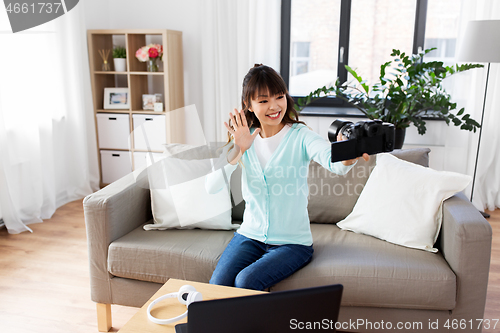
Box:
[209,275,229,286]
[234,271,265,291]
[209,266,236,287]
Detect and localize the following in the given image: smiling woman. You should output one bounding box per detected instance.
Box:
[236,64,303,138]
[208,64,367,291]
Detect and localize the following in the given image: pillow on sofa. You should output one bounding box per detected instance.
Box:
[144,152,237,231]
[163,143,220,160]
[164,143,247,223]
[307,148,430,224]
[336,153,471,252]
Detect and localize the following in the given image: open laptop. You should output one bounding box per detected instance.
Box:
[175,284,343,333]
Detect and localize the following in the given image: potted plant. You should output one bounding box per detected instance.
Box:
[296,48,483,148]
[113,46,127,72]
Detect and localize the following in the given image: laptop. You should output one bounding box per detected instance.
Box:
[175,284,343,333]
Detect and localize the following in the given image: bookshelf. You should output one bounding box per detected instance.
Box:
[87,29,185,186]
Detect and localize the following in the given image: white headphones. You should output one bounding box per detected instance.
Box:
[147,285,203,325]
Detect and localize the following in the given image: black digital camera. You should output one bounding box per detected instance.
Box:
[328,119,395,163]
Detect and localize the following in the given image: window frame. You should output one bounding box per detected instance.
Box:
[280,0,428,109]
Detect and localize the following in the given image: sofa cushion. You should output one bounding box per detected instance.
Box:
[108,223,235,284]
[145,157,236,231]
[163,143,220,159]
[272,224,456,310]
[307,148,430,224]
[337,153,471,252]
[307,157,375,224]
[109,222,456,311]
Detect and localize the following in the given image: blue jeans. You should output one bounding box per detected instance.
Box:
[209,232,314,291]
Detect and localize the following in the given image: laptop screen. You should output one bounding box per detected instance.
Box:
[177,284,343,333]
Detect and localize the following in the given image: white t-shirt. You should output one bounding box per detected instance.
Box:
[253,124,292,169]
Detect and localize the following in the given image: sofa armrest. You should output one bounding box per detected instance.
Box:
[440,192,492,320]
[83,172,151,304]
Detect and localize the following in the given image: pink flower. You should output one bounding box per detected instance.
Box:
[154,44,163,57]
[135,44,164,62]
[148,47,159,59]
[135,47,149,62]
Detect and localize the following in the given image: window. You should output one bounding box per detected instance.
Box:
[290,42,311,77]
[281,0,434,107]
[287,0,341,96]
[423,0,462,64]
[348,0,417,87]
[425,38,457,59]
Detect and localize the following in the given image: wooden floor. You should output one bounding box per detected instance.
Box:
[0,199,499,333]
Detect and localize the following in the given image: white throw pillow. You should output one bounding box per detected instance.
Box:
[337,153,472,252]
[144,156,236,231]
[163,143,219,160]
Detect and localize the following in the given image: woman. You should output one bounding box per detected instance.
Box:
[207,64,369,291]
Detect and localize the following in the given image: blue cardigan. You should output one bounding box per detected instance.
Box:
[207,123,354,246]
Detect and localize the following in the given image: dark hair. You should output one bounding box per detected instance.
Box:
[227,64,305,143]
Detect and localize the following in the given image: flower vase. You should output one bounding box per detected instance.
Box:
[147,58,159,72]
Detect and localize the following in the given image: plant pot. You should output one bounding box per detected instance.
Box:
[394,128,406,149]
[113,58,126,72]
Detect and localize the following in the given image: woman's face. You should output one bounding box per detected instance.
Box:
[248,89,287,136]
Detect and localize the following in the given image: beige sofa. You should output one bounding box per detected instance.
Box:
[83,148,492,332]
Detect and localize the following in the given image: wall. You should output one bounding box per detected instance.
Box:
[82,0,205,144]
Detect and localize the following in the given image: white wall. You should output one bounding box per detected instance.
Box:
[82,0,205,143]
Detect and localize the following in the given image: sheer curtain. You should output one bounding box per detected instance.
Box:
[0,5,99,234]
[454,0,500,211]
[201,0,281,143]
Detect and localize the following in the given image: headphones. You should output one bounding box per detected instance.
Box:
[147,285,203,325]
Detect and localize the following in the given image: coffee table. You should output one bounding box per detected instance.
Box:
[117,279,266,333]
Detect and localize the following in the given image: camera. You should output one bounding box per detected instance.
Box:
[328,119,395,163]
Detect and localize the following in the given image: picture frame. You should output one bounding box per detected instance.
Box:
[142,93,162,111]
[104,87,130,109]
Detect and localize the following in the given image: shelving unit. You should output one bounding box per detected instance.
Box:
[87,29,185,187]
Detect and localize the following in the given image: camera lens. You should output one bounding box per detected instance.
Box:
[341,125,353,139]
[329,119,353,142]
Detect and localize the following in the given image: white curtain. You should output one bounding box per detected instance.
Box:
[0,5,99,234]
[453,0,500,211]
[201,0,281,143]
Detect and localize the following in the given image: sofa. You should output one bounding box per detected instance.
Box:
[83,148,492,332]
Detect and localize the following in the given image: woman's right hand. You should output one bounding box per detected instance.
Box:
[224,109,261,154]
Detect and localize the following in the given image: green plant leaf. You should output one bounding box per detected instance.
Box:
[345,65,369,94]
[113,46,127,58]
[297,47,482,134]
